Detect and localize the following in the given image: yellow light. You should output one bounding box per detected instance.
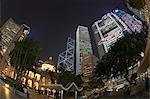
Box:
[35,73,41,81]
[2,48,6,53]
[41,63,55,72]
[41,87,44,90]
[5,84,9,88]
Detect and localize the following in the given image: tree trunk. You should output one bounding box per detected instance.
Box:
[137,0,150,75]
[21,48,29,69]
[18,45,23,69]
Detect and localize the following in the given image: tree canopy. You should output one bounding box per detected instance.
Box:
[96,31,146,84]
[10,37,42,74]
[57,70,83,87]
[127,0,146,10]
[88,75,104,89]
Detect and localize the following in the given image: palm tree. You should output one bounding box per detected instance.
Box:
[10,37,42,80]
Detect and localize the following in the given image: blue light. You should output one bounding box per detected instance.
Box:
[115,9,119,13]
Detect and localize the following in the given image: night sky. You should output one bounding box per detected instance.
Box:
[1,0,128,63]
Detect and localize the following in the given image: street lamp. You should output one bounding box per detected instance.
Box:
[141,52,144,57]
[5,84,9,88]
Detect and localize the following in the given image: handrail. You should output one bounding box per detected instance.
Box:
[40,82,83,92]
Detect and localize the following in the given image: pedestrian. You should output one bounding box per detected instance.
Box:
[13,83,16,94]
[45,89,47,95]
[27,91,29,98]
[145,73,149,92]
[126,87,130,96]
[23,86,29,98]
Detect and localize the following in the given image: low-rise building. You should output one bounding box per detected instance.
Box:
[4,57,57,90]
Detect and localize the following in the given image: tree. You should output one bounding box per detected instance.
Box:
[88,74,104,89]
[96,31,146,84]
[96,52,116,80]
[48,70,58,84]
[57,70,83,87]
[74,74,83,87]
[57,70,75,86]
[127,0,146,10]
[10,37,42,79]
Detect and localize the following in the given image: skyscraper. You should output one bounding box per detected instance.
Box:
[92,12,129,59]
[81,54,98,82]
[57,37,75,72]
[113,9,143,33]
[76,25,93,75]
[0,18,29,51]
[0,18,30,73]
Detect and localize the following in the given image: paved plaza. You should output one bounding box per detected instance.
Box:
[0,81,23,99]
[0,80,49,99]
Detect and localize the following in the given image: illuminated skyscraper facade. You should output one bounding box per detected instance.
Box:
[92,12,129,59]
[92,9,143,59]
[0,18,29,51]
[0,18,30,73]
[81,54,98,82]
[76,26,93,75]
[113,9,143,33]
[57,37,75,72]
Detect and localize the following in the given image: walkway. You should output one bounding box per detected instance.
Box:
[28,89,49,99]
[0,79,49,99]
[0,81,23,99]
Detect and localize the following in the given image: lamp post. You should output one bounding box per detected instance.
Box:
[60,90,63,99]
[75,91,78,99]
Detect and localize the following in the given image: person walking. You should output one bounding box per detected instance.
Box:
[23,86,29,98]
[126,87,130,96]
[13,83,16,94]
